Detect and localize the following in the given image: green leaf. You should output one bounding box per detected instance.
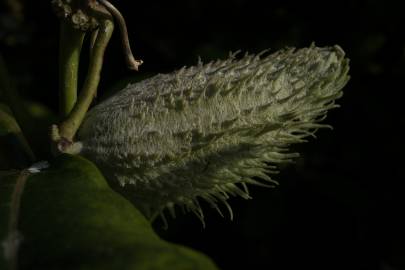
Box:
[22,100,58,158]
[0,104,35,168]
[0,155,219,270]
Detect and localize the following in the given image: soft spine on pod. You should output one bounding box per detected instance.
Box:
[77,45,350,226]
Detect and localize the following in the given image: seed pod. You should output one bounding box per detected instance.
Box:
[77,45,350,224]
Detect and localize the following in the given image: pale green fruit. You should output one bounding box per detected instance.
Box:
[77,45,350,225]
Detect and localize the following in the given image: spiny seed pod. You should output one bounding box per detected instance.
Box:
[77,45,350,225]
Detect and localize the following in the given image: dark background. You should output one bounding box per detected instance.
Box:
[1,0,404,269]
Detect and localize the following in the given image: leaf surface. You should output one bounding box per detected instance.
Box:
[0,154,218,270]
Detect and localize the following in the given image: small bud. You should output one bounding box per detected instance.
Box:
[78,45,350,223]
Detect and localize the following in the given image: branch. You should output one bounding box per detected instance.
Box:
[51,0,142,154]
[58,19,114,143]
[98,0,143,70]
[58,22,86,117]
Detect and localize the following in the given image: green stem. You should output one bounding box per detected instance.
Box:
[98,0,143,70]
[59,19,114,141]
[6,169,30,270]
[58,22,86,118]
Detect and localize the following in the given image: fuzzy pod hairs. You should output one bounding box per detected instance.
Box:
[77,45,350,226]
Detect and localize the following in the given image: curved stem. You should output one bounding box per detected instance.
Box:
[5,169,30,270]
[58,22,86,117]
[58,19,114,141]
[98,0,143,70]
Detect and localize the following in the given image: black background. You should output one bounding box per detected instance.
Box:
[1,0,405,269]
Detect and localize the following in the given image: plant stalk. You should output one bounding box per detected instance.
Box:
[58,19,114,142]
[58,22,86,117]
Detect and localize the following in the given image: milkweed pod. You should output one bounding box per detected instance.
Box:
[78,45,350,224]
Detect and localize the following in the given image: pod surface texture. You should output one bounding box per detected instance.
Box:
[78,45,350,222]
